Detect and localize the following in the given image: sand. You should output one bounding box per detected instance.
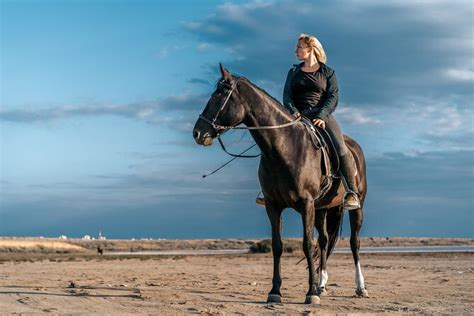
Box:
[0,239,88,253]
[0,252,472,314]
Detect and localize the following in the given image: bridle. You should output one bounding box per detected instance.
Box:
[197,76,302,161]
[198,77,301,134]
[198,78,241,133]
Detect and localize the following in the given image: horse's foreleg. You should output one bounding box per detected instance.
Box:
[300,200,320,304]
[266,203,283,303]
[315,209,328,296]
[349,208,369,297]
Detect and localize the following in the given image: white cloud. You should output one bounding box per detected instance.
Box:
[0,92,206,132]
[417,104,469,137]
[196,42,212,52]
[156,44,185,59]
[183,20,223,34]
[444,68,474,82]
[337,106,382,125]
[157,46,169,58]
[182,0,473,153]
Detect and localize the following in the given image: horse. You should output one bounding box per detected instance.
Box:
[193,64,368,304]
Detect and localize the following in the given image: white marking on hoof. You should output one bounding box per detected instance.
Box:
[267,294,282,303]
[355,262,365,291]
[355,288,369,297]
[317,269,328,289]
[304,295,321,305]
[317,286,327,296]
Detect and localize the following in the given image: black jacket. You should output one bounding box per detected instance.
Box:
[283,62,339,121]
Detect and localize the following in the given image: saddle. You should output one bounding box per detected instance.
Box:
[300,117,342,201]
[301,117,340,177]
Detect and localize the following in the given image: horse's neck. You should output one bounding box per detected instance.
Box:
[241,82,300,159]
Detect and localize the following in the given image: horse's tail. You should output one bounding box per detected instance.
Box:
[326,205,344,259]
[298,206,345,268]
[311,206,344,270]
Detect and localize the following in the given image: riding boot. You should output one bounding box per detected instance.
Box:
[255,197,265,207]
[256,193,265,207]
[339,152,361,210]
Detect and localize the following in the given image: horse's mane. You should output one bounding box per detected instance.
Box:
[221,74,294,118]
[212,73,293,118]
[213,74,283,105]
[237,76,284,107]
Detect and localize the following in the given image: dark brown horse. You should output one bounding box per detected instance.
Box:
[193,65,368,304]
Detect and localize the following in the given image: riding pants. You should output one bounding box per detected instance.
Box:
[323,114,348,156]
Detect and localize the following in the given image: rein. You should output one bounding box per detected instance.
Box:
[198,77,301,161]
[198,77,302,133]
[217,137,260,158]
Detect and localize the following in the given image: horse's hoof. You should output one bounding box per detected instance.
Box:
[317,287,327,296]
[355,288,369,297]
[267,294,282,303]
[304,295,320,305]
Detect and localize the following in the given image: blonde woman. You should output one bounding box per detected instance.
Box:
[283,34,360,210]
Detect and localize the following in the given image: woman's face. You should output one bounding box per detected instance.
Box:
[295,41,311,61]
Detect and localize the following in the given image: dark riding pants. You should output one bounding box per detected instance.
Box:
[323,114,348,156]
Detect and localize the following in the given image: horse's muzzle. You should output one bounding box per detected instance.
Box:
[193,129,214,146]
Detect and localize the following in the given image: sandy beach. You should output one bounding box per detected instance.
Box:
[0,238,473,314]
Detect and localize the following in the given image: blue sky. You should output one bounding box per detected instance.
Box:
[1,0,473,239]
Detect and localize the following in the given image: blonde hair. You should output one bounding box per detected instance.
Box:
[298,33,327,64]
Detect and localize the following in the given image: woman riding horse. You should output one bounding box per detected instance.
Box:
[257,33,360,210]
[193,62,369,303]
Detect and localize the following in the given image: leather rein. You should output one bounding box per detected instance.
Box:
[198,77,301,158]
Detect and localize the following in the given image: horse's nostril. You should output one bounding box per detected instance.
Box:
[193,130,200,139]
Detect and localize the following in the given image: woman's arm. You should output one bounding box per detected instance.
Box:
[283,67,299,114]
[303,68,339,121]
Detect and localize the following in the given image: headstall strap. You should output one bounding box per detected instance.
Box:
[197,75,303,159]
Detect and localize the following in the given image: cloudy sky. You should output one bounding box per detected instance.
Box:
[1,0,472,239]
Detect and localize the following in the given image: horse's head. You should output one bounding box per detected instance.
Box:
[193,64,246,146]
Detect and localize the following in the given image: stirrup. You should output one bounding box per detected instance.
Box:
[343,191,360,210]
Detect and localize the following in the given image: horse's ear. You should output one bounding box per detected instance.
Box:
[219,63,231,81]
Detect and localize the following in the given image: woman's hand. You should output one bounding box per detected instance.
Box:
[312,118,325,129]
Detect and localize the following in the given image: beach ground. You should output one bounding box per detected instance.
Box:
[0,251,472,314]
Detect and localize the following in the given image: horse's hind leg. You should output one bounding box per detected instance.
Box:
[316,205,344,295]
[349,207,369,297]
[314,208,329,298]
[265,201,284,303]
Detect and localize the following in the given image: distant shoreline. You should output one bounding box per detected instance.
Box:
[1,237,473,262]
[1,236,473,251]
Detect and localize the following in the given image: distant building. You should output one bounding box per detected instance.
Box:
[82,235,91,240]
[98,230,106,240]
[59,235,67,240]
